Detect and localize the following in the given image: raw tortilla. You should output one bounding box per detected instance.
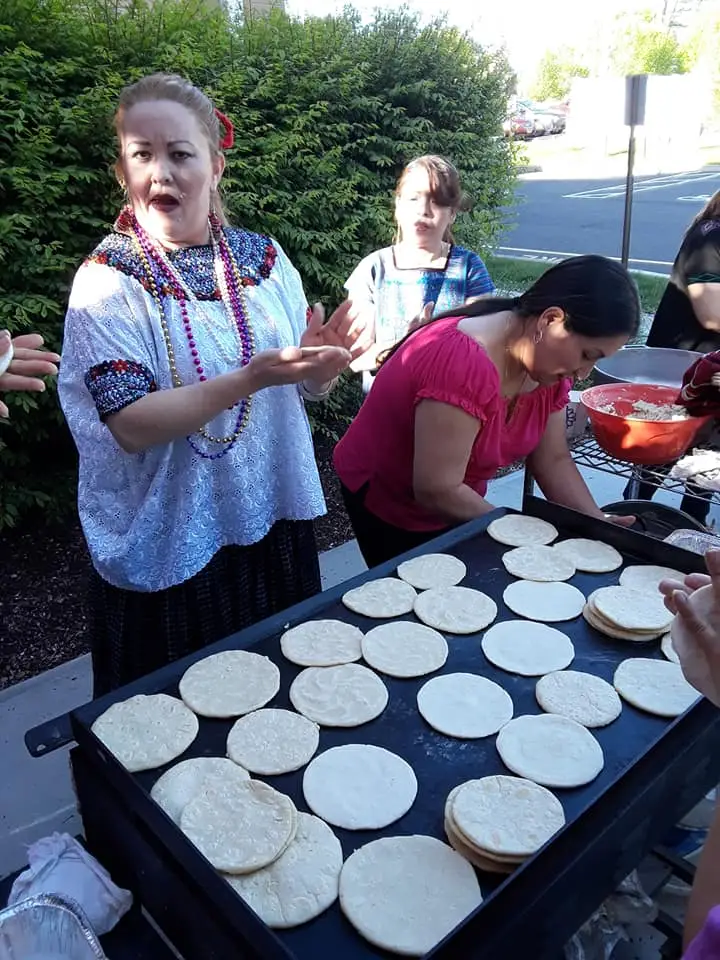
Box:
[613,658,699,718]
[342,578,417,618]
[226,708,320,775]
[443,788,524,866]
[443,813,515,874]
[481,620,575,676]
[496,714,604,788]
[591,585,672,633]
[361,622,448,678]
[619,564,685,591]
[178,650,280,718]
[661,633,680,664]
[582,598,662,641]
[180,778,297,874]
[502,544,576,582]
[224,813,342,929]
[339,835,482,956]
[91,694,199,773]
[417,673,514,738]
[535,670,622,728]
[280,620,363,667]
[413,586,497,634]
[150,757,249,824]
[396,553,467,590]
[449,775,565,857]
[502,581,585,622]
[552,538,623,573]
[487,514,558,547]
[302,744,417,829]
[289,663,388,727]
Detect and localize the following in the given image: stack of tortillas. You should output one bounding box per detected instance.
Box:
[583,585,672,641]
[444,776,565,874]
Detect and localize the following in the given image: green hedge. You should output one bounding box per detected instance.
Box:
[0,0,517,529]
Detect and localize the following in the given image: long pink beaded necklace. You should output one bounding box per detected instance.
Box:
[121,207,255,460]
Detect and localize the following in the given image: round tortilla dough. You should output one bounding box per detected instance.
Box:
[339,835,482,956]
[443,814,516,874]
[449,775,566,857]
[487,514,558,547]
[303,744,417,829]
[583,599,662,641]
[150,757,249,824]
[613,658,699,718]
[361,622,448,678]
[502,545,576,582]
[180,778,297,874]
[496,714,604,788]
[179,650,280,718]
[226,709,320,775]
[413,586,497,634]
[535,671,622,728]
[342,578,417,618]
[397,554,466,590]
[444,787,525,866]
[620,565,685,591]
[223,813,342,929]
[661,633,680,664]
[289,663,388,727]
[591,585,672,633]
[280,620,363,667]
[502,581,585,622]
[552,538,623,573]
[481,620,575,676]
[417,673,514,738]
[91,694,199,773]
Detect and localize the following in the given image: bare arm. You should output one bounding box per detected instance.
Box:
[413,400,495,521]
[689,283,720,331]
[527,410,605,518]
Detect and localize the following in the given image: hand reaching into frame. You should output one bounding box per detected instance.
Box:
[0,331,61,419]
[301,301,370,361]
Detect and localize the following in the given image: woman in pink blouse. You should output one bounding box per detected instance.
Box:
[334,255,640,567]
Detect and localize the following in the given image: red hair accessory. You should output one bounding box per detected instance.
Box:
[214,108,234,150]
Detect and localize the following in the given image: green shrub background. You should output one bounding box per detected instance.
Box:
[0,0,517,530]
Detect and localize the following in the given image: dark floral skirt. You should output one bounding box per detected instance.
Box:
[89,519,320,697]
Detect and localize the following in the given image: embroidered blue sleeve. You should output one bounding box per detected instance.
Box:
[84,359,158,421]
[466,252,495,298]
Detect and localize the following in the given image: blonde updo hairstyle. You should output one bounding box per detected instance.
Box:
[114,72,229,224]
[393,154,472,244]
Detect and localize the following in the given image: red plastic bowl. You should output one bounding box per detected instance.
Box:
[581,383,710,465]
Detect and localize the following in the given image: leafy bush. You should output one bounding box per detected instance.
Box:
[0,0,516,528]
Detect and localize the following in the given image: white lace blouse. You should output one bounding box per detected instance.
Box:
[58,228,325,592]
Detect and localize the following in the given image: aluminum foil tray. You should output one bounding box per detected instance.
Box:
[664,528,720,555]
[0,894,107,959]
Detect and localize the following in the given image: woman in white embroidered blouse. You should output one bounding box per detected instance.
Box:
[58,73,365,696]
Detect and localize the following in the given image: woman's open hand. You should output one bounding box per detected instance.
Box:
[0,331,60,418]
[302,301,369,359]
[247,346,351,391]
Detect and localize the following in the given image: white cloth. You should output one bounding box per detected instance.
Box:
[58,229,325,592]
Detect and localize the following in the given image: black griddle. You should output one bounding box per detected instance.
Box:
[67,500,720,960]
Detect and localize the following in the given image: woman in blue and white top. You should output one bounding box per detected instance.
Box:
[58,73,363,696]
[346,155,495,389]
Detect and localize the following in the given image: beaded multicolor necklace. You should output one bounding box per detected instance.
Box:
[119,206,256,461]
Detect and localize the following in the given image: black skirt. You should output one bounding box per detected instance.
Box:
[89,519,321,697]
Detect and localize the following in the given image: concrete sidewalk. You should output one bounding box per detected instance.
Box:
[1,462,712,878]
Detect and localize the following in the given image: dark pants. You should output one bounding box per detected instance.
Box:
[340,482,451,568]
[623,467,712,524]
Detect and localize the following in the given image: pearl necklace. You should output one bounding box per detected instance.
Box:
[121,208,256,460]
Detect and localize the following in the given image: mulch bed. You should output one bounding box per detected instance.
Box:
[0,436,353,690]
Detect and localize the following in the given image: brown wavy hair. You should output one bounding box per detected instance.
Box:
[393,155,472,244]
[689,189,720,233]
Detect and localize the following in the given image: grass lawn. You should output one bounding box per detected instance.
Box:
[485,254,667,320]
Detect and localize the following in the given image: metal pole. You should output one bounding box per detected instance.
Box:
[620,124,636,268]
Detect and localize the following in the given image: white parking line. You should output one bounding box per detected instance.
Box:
[564,172,718,200]
[497,245,673,269]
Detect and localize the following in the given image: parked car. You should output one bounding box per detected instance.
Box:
[517,99,566,136]
[503,109,535,139]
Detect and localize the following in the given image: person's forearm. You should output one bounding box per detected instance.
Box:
[106,368,256,454]
[530,453,604,517]
[685,800,720,949]
[414,482,496,522]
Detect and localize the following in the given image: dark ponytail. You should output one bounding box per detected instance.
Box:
[379,255,640,366]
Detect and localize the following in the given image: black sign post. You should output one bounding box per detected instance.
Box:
[621,75,648,268]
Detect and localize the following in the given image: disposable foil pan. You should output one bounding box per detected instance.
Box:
[664,528,720,555]
[0,894,107,959]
